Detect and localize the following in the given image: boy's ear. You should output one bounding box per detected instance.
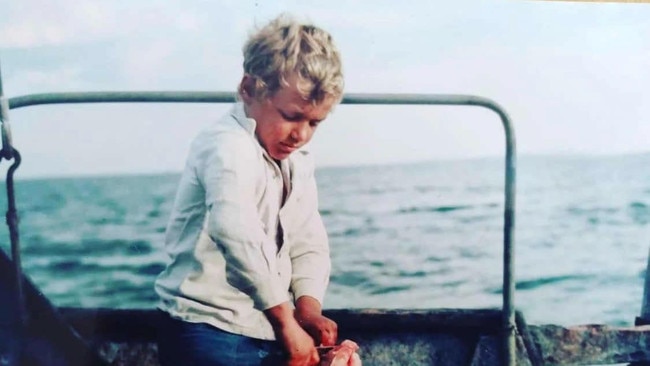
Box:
[239,75,256,103]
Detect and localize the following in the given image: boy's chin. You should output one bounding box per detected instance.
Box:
[269,151,291,161]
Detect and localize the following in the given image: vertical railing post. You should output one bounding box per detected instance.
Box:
[0,61,14,160]
[636,247,650,326]
[0,59,22,366]
[481,101,517,366]
[630,247,650,366]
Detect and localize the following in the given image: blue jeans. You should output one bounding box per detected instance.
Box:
[157,311,286,366]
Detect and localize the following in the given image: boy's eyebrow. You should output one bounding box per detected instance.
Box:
[277,106,326,122]
[277,107,303,117]
[277,106,314,120]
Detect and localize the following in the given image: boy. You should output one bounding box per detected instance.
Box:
[155,14,348,366]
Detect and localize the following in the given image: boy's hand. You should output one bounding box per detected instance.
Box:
[294,296,338,345]
[298,314,337,346]
[265,302,319,366]
[280,321,320,366]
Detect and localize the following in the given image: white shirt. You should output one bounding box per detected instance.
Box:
[154,103,330,340]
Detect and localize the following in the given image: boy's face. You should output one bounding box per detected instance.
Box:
[242,73,336,161]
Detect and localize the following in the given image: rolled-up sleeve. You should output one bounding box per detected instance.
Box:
[288,171,331,305]
[195,133,289,311]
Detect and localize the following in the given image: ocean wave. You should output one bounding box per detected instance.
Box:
[398,205,473,214]
[22,238,153,257]
[369,285,412,295]
[489,274,594,293]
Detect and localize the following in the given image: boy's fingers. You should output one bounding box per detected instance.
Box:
[321,330,337,346]
[339,340,358,350]
[318,340,361,366]
[349,352,362,366]
[332,347,354,362]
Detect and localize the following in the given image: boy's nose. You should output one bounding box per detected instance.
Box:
[290,123,309,143]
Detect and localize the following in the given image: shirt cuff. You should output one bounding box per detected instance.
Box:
[251,279,292,310]
[291,278,327,305]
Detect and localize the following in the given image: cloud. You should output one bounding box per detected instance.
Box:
[0,0,207,48]
[3,0,650,178]
[1,1,117,47]
[114,37,243,90]
[18,67,85,91]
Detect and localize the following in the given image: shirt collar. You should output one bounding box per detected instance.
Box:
[229,102,301,173]
[230,102,277,162]
[230,102,257,136]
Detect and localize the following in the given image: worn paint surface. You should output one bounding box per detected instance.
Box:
[60,308,650,365]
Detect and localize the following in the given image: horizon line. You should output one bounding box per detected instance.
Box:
[6,150,649,182]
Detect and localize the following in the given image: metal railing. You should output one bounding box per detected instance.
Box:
[6,91,517,365]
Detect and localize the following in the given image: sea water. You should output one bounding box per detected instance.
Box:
[0,154,648,327]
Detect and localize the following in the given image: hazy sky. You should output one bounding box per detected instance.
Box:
[2,0,649,178]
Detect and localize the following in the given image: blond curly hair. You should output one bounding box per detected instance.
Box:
[241,14,344,103]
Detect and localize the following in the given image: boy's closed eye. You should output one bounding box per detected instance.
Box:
[277,107,324,127]
[278,108,302,122]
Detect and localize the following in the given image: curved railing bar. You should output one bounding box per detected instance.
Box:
[8,91,517,366]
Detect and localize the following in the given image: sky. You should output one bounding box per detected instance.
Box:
[1,0,649,178]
